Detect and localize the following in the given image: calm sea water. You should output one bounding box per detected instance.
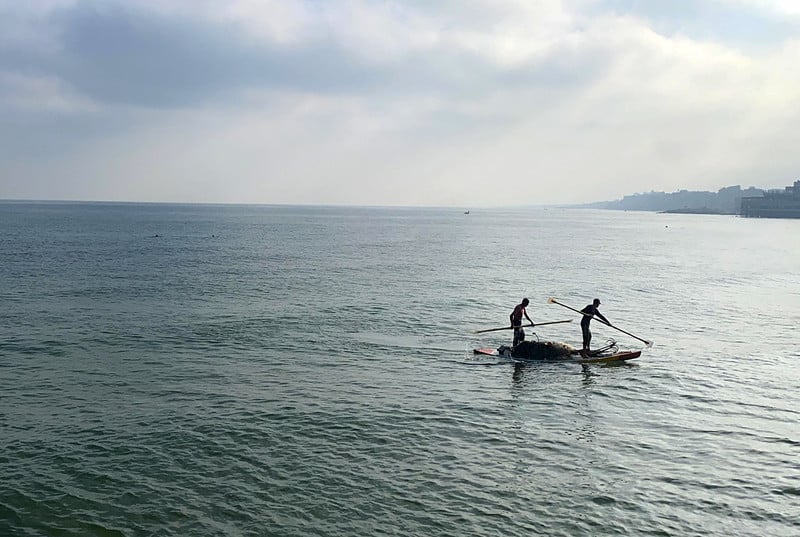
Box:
[1,202,798,537]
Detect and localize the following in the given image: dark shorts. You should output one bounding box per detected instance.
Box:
[513,326,525,345]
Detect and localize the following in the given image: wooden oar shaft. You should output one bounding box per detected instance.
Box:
[604,323,652,347]
[548,299,584,317]
[532,319,573,327]
[474,325,525,334]
[548,297,653,347]
[474,319,572,334]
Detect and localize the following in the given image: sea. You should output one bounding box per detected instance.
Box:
[1,201,798,537]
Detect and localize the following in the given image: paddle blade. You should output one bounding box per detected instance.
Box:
[645,340,654,348]
[547,297,556,304]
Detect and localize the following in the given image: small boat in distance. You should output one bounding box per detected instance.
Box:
[464,210,470,214]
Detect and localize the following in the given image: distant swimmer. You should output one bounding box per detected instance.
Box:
[510,298,533,348]
[580,298,609,356]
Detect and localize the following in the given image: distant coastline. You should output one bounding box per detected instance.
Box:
[575,182,800,218]
[659,207,732,215]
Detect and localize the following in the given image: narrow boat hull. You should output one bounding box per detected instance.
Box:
[574,350,640,364]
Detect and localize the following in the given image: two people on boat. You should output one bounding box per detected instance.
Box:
[510,298,533,347]
[580,298,608,356]
[509,297,610,354]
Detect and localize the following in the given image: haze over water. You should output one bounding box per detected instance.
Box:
[1,202,798,537]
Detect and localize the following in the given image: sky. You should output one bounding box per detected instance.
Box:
[2,0,800,206]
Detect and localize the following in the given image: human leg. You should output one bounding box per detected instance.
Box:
[513,326,525,347]
[581,324,591,350]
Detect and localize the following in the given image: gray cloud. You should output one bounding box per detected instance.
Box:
[42,5,381,106]
[2,2,612,109]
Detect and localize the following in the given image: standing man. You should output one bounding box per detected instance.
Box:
[580,298,609,356]
[510,298,533,348]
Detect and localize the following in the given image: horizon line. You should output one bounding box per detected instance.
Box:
[0,198,605,210]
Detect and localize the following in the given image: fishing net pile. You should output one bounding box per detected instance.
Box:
[509,340,576,360]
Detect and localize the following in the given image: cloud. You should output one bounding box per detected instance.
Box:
[2,0,800,205]
[1,4,369,107]
[1,1,606,109]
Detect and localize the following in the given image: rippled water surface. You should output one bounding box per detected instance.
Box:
[1,202,798,537]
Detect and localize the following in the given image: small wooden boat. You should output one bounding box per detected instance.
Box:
[473,339,641,364]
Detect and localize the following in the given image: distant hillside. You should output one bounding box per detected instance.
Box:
[580,185,765,214]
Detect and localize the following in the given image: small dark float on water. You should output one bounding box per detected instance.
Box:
[500,340,575,359]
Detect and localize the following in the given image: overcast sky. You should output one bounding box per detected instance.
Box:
[2,0,799,206]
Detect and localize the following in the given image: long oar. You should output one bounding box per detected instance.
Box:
[474,319,572,334]
[547,297,653,347]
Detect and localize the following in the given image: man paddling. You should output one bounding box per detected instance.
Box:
[510,298,533,347]
[580,298,609,356]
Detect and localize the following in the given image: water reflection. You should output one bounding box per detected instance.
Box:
[510,361,599,386]
[512,361,526,384]
[581,364,595,387]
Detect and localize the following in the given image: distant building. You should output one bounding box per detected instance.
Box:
[740,180,800,218]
